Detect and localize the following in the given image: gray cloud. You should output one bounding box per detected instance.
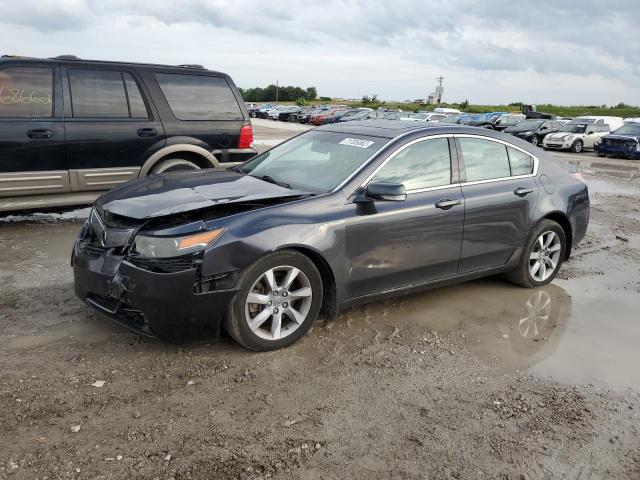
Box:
[1,0,638,103]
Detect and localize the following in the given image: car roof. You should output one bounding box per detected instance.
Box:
[316,119,490,139]
[0,55,229,77]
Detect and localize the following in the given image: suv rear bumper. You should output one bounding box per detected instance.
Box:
[212,147,257,164]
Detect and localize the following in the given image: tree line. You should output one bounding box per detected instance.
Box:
[239,84,317,103]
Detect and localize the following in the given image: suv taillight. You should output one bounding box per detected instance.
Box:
[238,124,253,149]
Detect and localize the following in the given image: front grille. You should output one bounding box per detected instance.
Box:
[127,254,195,273]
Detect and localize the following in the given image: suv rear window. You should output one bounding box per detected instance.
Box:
[0,66,53,118]
[156,73,243,121]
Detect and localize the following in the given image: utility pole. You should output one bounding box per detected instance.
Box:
[436,76,444,104]
[276,80,279,103]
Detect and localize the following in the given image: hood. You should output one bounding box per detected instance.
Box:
[603,134,640,142]
[96,170,307,220]
[547,132,575,140]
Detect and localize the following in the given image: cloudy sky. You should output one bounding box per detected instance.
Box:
[1,0,639,105]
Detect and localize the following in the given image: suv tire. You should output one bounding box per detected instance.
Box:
[151,158,201,174]
[506,219,566,288]
[223,250,323,351]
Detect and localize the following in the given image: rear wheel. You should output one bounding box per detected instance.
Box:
[570,140,584,153]
[506,220,566,288]
[223,250,323,351]
[151,158,201,174]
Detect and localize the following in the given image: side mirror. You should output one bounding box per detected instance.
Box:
[364,182,407,202]
[540,126,547,130]
[587,130,594,135]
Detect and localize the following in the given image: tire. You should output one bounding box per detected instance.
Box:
[570,140,584,153]
[506,219,566,288]
[223,250,323,351]
[530,135,539,147]
[250,111,257,118]
[151,158,201,174]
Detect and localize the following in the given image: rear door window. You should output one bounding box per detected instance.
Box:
[69,69,129,118]
[459,137,511,181]
[371,138,451,190]
[156,73,243,121]
[0,66,53,118]
[507,146,534,176]
[123,72,148,118]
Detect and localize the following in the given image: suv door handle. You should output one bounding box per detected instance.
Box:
[514,187,534,197]
[435,199,461,210]
[27,129,53,139]
[137,128,157,137]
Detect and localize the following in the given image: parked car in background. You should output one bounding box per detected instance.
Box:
[322,109,360,124]
[460,112,509,125]
[0,54,255,211]
[439,114,463,124]
[309,108,344,126]
[73,121,589,350]
[338,109,375,122]
[468,113,525,131]
[542,120,611,153]
[400,112,449,122]
[623,117,640,125]
[267,106,289,120]
[594,123,640,159]
[275,106,302,122]
[504,119,564,146]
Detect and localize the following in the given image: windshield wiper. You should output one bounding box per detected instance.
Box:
[253,174,292,189]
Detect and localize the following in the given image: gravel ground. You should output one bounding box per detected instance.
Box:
[1,122,640,479]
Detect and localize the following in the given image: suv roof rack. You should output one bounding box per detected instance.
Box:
[52,55,81,60]
[177,64,205,69]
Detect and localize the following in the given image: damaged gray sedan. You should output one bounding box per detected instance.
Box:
[73,121,589,350]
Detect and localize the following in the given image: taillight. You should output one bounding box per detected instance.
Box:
[238,124,253,149]
[570,171,585,183]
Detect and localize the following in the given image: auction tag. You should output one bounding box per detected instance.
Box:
[339,138,375,148]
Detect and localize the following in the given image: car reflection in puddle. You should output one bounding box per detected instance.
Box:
[298,279,572,374]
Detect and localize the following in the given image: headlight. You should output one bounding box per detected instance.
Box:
[565,135,574,142]
[132,228,224,258]
[523,131,532,135]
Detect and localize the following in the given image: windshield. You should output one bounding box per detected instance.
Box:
[559,123,588,133]
[238,131,388,193]
[515,120,544,130]
[613,125,640,136]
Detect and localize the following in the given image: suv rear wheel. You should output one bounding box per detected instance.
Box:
[151,158,201,174]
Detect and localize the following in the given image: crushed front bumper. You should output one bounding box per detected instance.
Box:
[73,247,238,339]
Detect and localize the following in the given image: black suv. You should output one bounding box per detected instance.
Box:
[0,55,256,211]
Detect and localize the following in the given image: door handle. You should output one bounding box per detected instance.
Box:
[27,129,53,139]
[514,187,534,197]
[435,198,461,210]
[137,128,157,137]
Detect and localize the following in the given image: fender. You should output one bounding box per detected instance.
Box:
[139,144,221,176]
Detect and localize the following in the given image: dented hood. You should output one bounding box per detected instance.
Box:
[96,170,307,220]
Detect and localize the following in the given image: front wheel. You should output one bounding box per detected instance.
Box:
[223,250,323,351]
[506,220,566,288]
[570,140,584,153]
[530,135,539,147]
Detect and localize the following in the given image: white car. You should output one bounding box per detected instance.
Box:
[267,106,288,120]
[542,121,611,153]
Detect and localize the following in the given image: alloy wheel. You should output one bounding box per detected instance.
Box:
[529,231,562,282]
[244,265,313,341]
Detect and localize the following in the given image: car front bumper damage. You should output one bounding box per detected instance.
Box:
[72,240,238,339]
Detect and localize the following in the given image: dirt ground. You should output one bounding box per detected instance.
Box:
[1,122,640,479]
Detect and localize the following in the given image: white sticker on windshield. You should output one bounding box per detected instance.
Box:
[339,138,375,148]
